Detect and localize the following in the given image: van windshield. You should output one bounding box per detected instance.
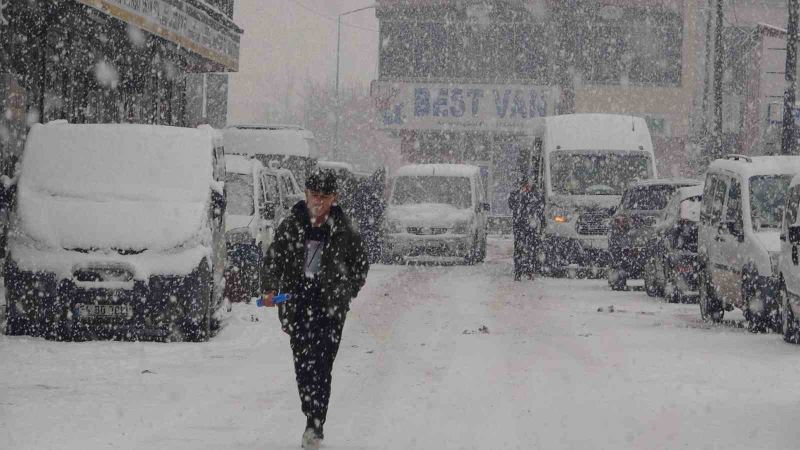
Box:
[550,151,652,195]
[252,154,313,186]
[392,176,472,209]
[225,173,254,216]
[750,175,792,230]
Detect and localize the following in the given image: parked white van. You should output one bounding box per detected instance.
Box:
[520,114,657,274]
[223,124,318,185]
[3,122,227,341]
[223,155,284,303]
[384,164,489,264]
[779,173,800,343]
[698,154,800,332]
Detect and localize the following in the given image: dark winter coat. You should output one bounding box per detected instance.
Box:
[261,201,369,312]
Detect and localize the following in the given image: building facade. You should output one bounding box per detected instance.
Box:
[372,0,709,217]
[0,0,242,174]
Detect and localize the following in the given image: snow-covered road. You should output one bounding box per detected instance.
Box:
[3,238,800,449]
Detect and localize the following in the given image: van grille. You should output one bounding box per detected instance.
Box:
[407,227,448,235]
[576,209,614,235]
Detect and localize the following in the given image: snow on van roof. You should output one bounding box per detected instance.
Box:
[317,160,355,173]
[223,126,315,158]
[22,123,213,202]
[545,114,652,152]
[677,184,704,201]
[630,178,701,188]
[17,123,214,253]
[394,164,480,178]
[709,155,800,178]
[225,154,262,175]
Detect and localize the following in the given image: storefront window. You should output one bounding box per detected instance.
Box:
[380,20,548,82]
[577,6,682,86]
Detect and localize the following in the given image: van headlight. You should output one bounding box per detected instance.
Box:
[550,209,573,224]
[452,221,470,234]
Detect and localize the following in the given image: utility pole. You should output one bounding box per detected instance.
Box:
[334,4,376,160]
[783,0,799,155]
[712,0,724,159]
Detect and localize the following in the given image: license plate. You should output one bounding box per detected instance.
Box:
[76,303,131,319]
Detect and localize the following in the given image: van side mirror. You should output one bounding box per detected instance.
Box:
[789,225,800,245]
[260,202,276,220]
[212,189,226,219]
[0,180,17,213]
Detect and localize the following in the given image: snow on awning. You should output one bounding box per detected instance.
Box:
[76,0,242,71]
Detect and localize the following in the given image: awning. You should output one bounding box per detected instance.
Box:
[77,0,242,71]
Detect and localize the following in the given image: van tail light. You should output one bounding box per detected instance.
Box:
[613,216,630,232]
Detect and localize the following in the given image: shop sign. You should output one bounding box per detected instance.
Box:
[372,81,557,131]
[77,0,241,71]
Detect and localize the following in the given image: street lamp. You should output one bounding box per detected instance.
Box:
[333,3,376,160]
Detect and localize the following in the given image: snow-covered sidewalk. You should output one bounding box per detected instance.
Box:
[3,239,800,449]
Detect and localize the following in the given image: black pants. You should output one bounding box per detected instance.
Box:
[512,223,537,278]
[285,297,347,431]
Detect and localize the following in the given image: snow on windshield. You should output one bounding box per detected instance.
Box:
[750,175,792,230]
[21,124,212,202]
[622,185,675,211]
[392,176,472,209]
[225,173,254,216]
[550,152,651,195]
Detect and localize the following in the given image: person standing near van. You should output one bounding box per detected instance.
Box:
[260,169,369,449]
[509,178,540,280]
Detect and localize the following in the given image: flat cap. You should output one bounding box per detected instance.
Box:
[305,169,338,194]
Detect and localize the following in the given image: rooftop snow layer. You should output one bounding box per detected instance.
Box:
[223,127,315,158]
[545,114,652,152]
[22,123,213,203]
[709,155,800,178]
[226,154,262,175]
[394,164,480,178]
[677,184,704,201]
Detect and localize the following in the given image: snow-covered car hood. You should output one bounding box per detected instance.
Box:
[16,188,207,252]
[386,203,474,228]
[548,194,621,210]
[754,230,781,253]
[226,214,256,233]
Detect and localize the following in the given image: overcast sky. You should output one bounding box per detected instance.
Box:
[227,0,379,125]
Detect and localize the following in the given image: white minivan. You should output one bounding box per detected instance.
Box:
[777,173,800,343]
[223,155,286,303]
[223,124,318,186]
[383,164,489,264]
[698,154,800,332]
[3,122,227,341]
[520,114,657,274]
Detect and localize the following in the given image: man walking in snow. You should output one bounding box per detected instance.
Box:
[260,169,369,449]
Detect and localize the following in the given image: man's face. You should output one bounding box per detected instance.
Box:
[306,189,337,220]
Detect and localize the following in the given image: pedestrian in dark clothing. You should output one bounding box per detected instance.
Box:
[508,181,540,281]
[260,169,370,449]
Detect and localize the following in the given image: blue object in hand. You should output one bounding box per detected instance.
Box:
[253,293,291,307]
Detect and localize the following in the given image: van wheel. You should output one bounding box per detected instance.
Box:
[4,304,32,336]
[743,276,777,333]
[643,259,661,297]
[781,283,800,343]
[465,234,480,265]
[607,268,626,291]
[183,262,212,342]
[699,269,723,323]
